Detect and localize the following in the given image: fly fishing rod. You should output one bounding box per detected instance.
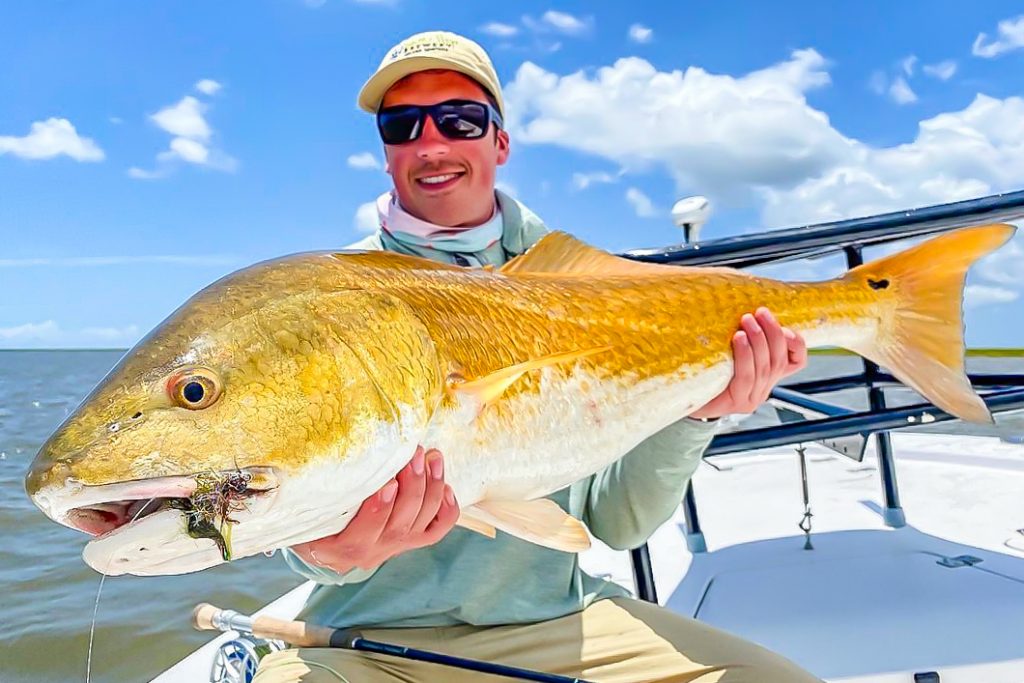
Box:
[193,603,594,683]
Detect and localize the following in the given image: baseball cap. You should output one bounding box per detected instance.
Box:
[358,31,505,118]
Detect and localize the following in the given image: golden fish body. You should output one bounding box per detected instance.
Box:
[25,226,1013,575]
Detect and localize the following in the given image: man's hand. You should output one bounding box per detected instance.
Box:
[690,307,808,420]
[290,446,459,574]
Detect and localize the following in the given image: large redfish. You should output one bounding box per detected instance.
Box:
[25,225,1014,576]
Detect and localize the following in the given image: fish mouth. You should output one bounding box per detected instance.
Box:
[69,498,177,537]
[33,468,280,576]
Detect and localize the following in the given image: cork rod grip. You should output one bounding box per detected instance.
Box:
[192,602,337,647]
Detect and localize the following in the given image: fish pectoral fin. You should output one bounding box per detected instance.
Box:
[456,509,497,538]
[449,347,610,412]
[465,499,591,553]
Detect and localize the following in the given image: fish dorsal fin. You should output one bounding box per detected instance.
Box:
[464,499,591,552]
[499,231,678,277]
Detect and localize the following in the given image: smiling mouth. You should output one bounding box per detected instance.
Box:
[415,171,465,191]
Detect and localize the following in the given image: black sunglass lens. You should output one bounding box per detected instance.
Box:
[378,107,422,144]
[434,102,488,139]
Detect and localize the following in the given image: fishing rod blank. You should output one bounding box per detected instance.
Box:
[194,603,595,683]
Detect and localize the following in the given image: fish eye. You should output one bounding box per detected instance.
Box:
[169,368,221,410]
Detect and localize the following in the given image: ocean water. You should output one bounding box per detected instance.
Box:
[0,350,1021,683]
[0,351,301,683]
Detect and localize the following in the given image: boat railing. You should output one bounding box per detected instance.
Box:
[621,189,1024,603]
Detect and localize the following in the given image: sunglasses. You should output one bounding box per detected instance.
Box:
[376,99,503,145]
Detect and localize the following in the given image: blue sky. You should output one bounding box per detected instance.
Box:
[1,1,1023,349]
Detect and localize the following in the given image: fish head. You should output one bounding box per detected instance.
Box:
[26,258,441,575]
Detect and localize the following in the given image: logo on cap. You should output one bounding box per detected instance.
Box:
[388,35,460,63]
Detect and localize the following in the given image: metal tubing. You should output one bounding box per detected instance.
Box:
[868,383,904,526]
[705,388,1024,456]
[623,189,1024,267]
[681,482,706,553]
[784,372,872,394]
[629,545,659,603]
[844,244,904,526]
[784,372,1024,395]
[770,387,854,417]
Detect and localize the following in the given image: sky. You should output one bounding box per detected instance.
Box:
[1,1,1023,349]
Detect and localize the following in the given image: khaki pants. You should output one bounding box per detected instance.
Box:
[252,597,821,683]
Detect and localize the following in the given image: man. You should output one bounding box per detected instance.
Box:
[255,31,819,683]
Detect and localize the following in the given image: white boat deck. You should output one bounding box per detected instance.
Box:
[158,432,1024,682]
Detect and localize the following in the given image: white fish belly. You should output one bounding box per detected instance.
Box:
[434,361,734,506]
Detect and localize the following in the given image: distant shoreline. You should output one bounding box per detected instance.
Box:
[807,348,1024,357]
[3,347,1024,357]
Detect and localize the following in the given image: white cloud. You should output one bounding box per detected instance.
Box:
[303,0,327,7]
[965,284,1019,308]
[128,166,165,180]
[0,320,141,348]
[506,50,840,202]
[625,187,657,217]
[977,235,1023,286]
[81,324,141,342]
[354,201,378,233]
[495,11,588,52]
[572,170,619,190]
[760,94,1024,228]
[480,21,519,37]
[922,60,957,80]
[628,24,653,44]
[522,10,591,37]
[972,14,1024,58]
[151,96,212,141]
[889,76,918,105]
[347,151,381,170]
[900,55,918,77]
[109,116,123,125]
[0,321,60,341]
[504,51,1024,241]
[195,79,222,96]
[166,137,209,164]
[133,91,236,177]
[0,118,104,162]
[538,10,589,34]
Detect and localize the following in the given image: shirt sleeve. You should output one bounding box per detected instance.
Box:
[581,418,719,551]
[280,548,381,586]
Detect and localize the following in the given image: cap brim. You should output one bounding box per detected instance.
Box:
[358,56,503,115]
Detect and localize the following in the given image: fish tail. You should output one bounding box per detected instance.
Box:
[844,223,1016,424]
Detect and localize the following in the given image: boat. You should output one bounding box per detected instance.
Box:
[156,190,1024,683]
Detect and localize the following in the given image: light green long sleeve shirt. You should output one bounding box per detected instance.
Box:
[283,192,719,629]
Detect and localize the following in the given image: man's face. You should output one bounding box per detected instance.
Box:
[381,70,510,228]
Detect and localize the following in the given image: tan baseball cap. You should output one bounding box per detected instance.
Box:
[358,31,505,118]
